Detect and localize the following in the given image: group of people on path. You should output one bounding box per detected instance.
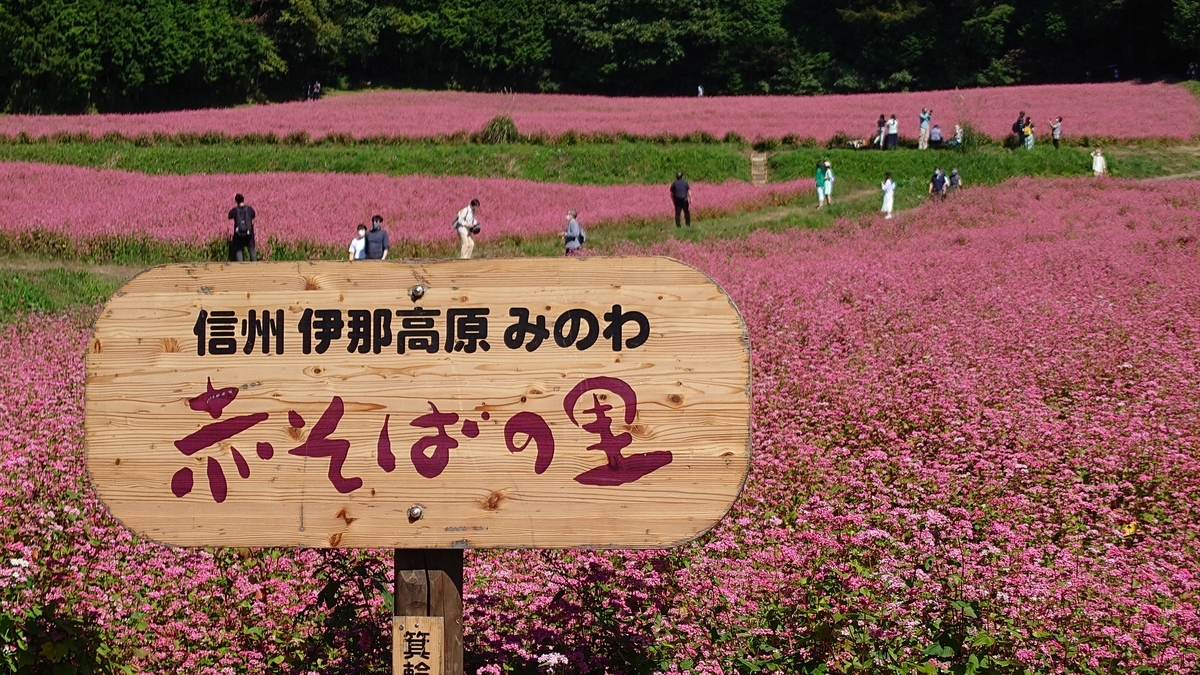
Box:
[226,193,590,261]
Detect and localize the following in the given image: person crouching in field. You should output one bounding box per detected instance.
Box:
[348,223,367,260]
[228,193,257,261]
[563,210,586,255]
[455,199,481,259]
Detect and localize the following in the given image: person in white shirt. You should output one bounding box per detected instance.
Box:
[822,161,835,205]
[1091,149,1107,176]
[886,114,899,150]
[454,199,481,259]
[881,173,895,219]
[347,223,367,260]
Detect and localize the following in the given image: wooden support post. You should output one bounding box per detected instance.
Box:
[394,549,464,675]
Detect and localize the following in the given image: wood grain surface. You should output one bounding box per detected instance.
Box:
[394,616,444,675]
[86,258,751,548]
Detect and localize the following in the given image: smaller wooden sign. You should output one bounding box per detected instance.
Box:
[393,616,444,675]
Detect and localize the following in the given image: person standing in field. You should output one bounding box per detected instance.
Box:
[947,168,963,195]
[1023,117,1036,150]
[563,210,586,255]
[815,162,826,208]
[365,215,389,260]
[823,161,836,206]
[228,193,257,262]
[670,172,691,227]
[876,114,887,148]
[1049,117,1063,149]
[929,168,947,200]
[348,223,367,260]
[1092,149,1108,176]
[881,172,895,219]
[918,108,933,150]
[1012,111,1026,147]
[886,114,899,150]
[454,199,481,258]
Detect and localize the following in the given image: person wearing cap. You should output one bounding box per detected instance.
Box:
[947,168,963,195]
[454,199,481,259]
[670,172,691,227]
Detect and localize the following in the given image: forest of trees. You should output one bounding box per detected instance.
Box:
[2,0,1199,113]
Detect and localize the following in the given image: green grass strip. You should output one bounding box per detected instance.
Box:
[0,142,750,185]
[0,267,122,323]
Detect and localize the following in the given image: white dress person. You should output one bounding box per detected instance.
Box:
[1091,149,1107,176]
[881,177,896,219]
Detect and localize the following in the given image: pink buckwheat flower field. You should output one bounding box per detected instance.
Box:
[1,82,1197,143]
[0,162,805,245]
[2,176,1198,673]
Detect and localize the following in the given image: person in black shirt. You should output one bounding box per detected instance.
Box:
[365,214,389,259]
[670,172,691,228]
[928,168,948,200]
[227,193,257,262]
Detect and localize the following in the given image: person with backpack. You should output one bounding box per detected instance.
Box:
[563,210,586,256]
[365,215,389,260]
[947,168,963,195]
[1012,111,1026,147]
[454,199,481,259]
[670,172,691,227]
[227,193,257,262]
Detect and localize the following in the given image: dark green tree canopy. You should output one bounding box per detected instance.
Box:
[1,0,1196,112]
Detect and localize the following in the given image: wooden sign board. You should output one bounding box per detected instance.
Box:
[85,258,751,548]
[393,617,444,675]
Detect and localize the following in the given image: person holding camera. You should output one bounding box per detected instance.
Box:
[454,199,481,259]
[918,108,933,150]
